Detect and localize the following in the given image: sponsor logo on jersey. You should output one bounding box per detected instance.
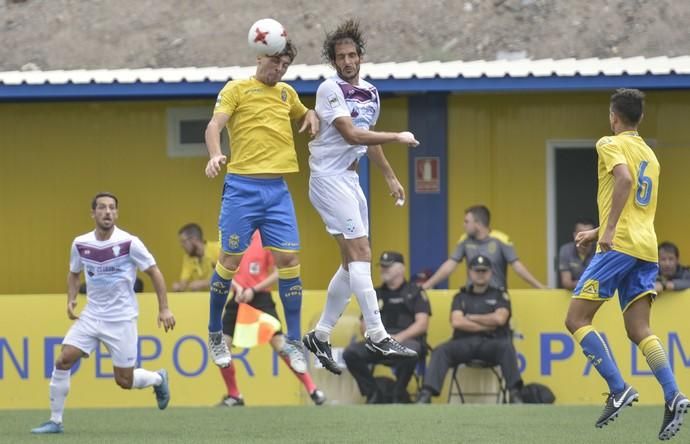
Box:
[327,94,339,109]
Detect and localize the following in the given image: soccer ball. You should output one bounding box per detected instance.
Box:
[247,18,287,56]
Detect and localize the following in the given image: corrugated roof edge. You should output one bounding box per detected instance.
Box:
[2,56,690,100]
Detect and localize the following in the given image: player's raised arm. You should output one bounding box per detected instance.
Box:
[332,116,418,146]
[144,265,176,332]
[204,112,230,178]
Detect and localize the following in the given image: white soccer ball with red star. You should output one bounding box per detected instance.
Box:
[247,18,287,56]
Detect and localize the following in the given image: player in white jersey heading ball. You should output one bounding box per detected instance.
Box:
[32,192,176,434]
[302,19,420,374]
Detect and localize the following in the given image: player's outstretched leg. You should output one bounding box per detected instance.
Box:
[303,330,342,375]
[348,261,417,361]
[302,266,352,376]
[208,262,235,367]
[570,325,634,427]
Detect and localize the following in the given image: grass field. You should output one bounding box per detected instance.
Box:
[2,404,682,444]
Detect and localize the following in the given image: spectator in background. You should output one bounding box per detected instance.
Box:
[343,251,431,404]
[655,242,690,293]
[421,205,546,291]
[171,223,220,292]
[417,255,523,404]
[558,218,597,290]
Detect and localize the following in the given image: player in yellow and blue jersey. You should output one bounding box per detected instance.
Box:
[203,39,319,370]
[564,89,687,440]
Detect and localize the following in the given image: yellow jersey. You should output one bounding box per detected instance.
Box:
[179,241,220,283]
[214,77,308,174]
[596,130,659,262]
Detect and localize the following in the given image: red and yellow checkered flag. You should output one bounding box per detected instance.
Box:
[232,303,282,348]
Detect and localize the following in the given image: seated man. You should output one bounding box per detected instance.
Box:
[655,241,690,293]
[171,223,220,292]
[417,255,523,403]
[343,251,431,404]
[558,218,596,290]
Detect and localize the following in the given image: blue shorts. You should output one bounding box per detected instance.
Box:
[573,251,658,311]
[218,174,300,254]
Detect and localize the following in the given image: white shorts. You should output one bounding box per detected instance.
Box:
[62,316,138,368]
[309,171,369,239]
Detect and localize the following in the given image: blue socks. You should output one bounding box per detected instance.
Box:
[573,326,626,394]
[278,265,302,341]
[208,263,234,332]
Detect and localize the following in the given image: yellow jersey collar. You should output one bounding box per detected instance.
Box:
[619,130,639,137]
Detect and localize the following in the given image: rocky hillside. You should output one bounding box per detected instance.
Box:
[1,0,689,71]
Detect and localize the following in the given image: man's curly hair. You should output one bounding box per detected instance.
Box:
[322,19,366,63]
[277,39,297,63]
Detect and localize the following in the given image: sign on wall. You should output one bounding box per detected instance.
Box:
[414,156,440,193]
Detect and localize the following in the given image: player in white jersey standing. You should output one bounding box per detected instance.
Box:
[32,192,176,434]
[302,20,420,374]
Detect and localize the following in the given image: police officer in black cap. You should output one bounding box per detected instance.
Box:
[417,254,523,403]
[343,251,431,403]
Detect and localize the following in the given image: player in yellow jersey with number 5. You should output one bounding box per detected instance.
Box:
[204,39,318,370]
[564,89,687,440]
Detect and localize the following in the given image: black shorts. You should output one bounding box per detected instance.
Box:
[221,291,282,337]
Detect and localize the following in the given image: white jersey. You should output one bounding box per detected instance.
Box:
[308,76,380,177]
[69,226,156,322]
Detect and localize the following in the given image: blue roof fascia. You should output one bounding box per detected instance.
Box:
[1,73,689,101]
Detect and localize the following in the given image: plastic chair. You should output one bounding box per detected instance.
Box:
[447,359,507,404]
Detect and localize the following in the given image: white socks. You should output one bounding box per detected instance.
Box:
[47,366,161,424]
[348,261,387,343]
[315,266,352,342]
[49,368,70,424]
[132,368,163,389]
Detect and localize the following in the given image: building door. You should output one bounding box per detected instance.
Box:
[547,141,598,287]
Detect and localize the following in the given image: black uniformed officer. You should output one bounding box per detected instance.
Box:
[417,254,523,403]
[343,251,431,403]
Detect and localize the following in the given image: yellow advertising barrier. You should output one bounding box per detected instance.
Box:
[0,290,688,408]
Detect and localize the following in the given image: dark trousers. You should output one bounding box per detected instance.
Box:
[423,336,522,395]
[343,339,423,400]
